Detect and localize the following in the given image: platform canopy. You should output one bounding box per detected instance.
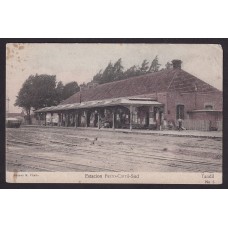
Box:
[34,97,163,113]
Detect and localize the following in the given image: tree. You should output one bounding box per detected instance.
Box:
[31,74,58,109]
[124,65,141,78]
[15,74,58,123]
[113,58,124,81]
[100,62,114,84]
[165,61,172,70]
[148,56,161,73]
[140,59,149,74]
[14,76,34,124]
[89,57,164,85]
[62,81,80,100]
[92,69,103,83]
[92,59,124,84]
[56,81,64,103]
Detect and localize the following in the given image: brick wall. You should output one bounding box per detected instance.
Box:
[156,92,168,114]
[194,92,223,110]
[159,91,222,124]
[163,92,196,122]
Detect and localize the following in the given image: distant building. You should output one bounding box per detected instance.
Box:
[7,111,25,123]
[35,60,222,131]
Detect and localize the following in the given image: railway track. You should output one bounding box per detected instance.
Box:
[8,136,219,168]
[8,129,221,159]
[7,151,122,172]
[6,128,222,172]
[46,138,221,168]
[7,127,222,153]
[7,139,43,147]
[7,140,221,172]
[7,161,54,172]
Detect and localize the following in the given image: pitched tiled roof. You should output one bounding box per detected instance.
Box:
[60,68,221,105]
[167,69,220,93]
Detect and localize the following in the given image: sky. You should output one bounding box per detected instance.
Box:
[6,43,223,113]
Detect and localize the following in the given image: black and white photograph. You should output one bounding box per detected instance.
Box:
[2,1,228,228]
[6,43,223,184]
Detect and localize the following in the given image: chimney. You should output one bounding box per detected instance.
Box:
[172,59,182,69]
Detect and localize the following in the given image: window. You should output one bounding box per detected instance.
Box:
[205,105,213,110]
[176,105,185,120]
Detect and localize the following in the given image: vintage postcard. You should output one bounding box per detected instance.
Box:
[6,43,223,184]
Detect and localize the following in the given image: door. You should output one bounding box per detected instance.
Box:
[176,105,185,120]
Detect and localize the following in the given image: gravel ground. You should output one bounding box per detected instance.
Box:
[6,126,222,172]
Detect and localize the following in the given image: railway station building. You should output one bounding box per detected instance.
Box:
[35,60,223,131]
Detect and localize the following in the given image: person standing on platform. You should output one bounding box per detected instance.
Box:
[177,118,183,131]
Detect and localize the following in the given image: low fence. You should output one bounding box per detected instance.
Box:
[216,121,223,131]
[182,120,222,131]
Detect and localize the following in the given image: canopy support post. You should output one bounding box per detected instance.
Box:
[130,105,133,131]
